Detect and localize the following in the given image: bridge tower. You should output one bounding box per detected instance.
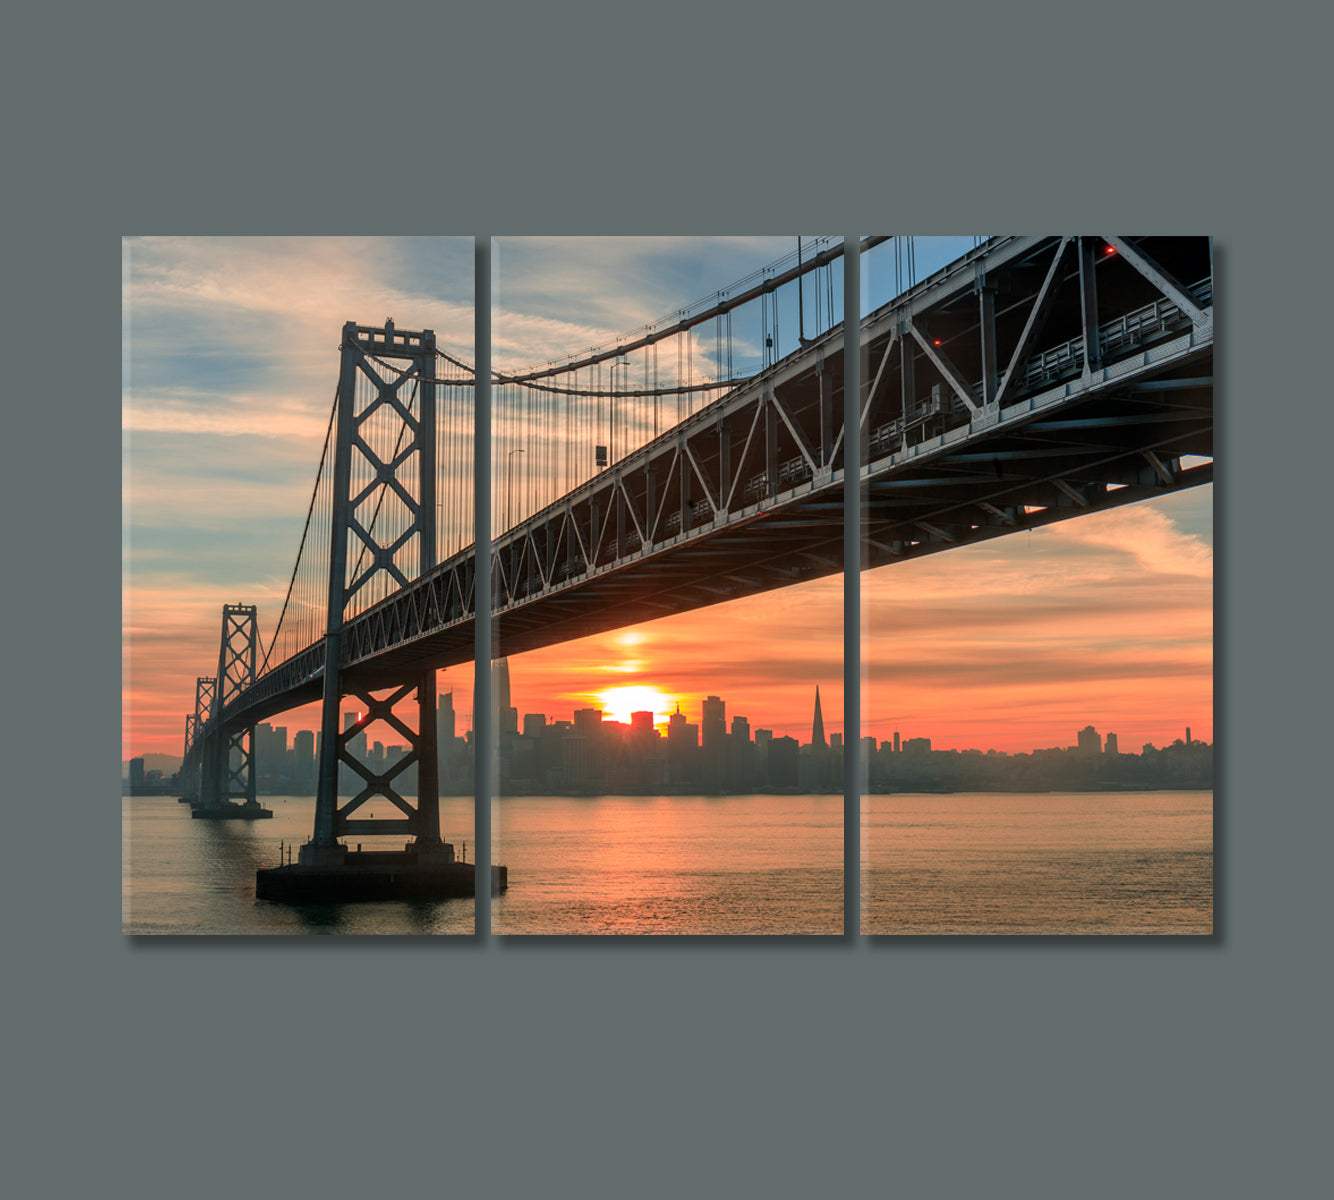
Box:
[178,714,197,799]
[184,675,216,803]
[203,603,262,811]
[302,320,446,866]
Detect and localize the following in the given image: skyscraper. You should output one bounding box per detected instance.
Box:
[811,685,826,749]
[701,695,726,744]
[493,659,518,736]
[293,729,315,793]
[701,695,727,791]
[437,691,456,745]
[1077,725,1102,755]
[667,704,697,786]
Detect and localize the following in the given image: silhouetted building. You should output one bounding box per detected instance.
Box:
[728,715,754,791]
[1104,732,1119,756]
[493,659,519,736]
[767,736,799,789]
[811,686,826,748]
[256,722,290,791]
[667,704,698,786]
[437,691,456,745]
[568,708,603,788]
[293,729,315,793]
[701,695,726,790]
[1077,725,1102,755]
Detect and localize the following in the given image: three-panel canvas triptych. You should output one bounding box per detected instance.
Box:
[123,235,1214,936]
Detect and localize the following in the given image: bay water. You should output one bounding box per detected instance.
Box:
[122,795,476,935]
[862,789,1213,935]
[124,789,1209,936]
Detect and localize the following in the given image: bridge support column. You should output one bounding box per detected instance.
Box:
[1078,237,1102,374]
[186,676,216,803]
[900,326,915,451]
[307,330,358,857]
[414,674,443,852]
[306,654,348,861]
[819,365,832,467]
[765,392,778,500]
[718,424,731,515]
[198,726,222,806]
[978,280,998,406]
[678,445,691,534]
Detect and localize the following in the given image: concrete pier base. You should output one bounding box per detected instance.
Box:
[191,801,273,820]
[256,843,507,904]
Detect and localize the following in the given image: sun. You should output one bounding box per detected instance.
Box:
[596,685,676,725]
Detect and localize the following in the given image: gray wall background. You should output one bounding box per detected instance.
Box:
[10,3,1330,1197]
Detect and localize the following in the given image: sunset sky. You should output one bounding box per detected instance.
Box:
[123,236,1212,763]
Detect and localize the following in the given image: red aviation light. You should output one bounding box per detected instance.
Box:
[1105,245,1116,255]
[933,339,942,346]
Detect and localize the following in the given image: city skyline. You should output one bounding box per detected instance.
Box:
[125,664,1212,777]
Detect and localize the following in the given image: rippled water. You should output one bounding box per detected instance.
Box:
[492,794,844,935]
[862,790,1213,935]
[123,796,476,935]
[125,790,1207,936]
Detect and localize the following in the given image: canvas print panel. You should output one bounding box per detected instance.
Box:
[489,237,846,935]
[857,236,1213,935]
[123,236,479,934]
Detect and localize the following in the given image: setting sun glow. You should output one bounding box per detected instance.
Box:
[595,685,676,726]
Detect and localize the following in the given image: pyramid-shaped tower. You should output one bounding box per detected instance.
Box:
[812,685,826,748]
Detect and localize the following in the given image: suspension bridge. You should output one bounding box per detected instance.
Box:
[173,235,1213,901]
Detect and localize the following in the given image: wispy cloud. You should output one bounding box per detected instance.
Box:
[861,499,1212,751]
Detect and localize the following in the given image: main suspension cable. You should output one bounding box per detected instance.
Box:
[260,382,339,672]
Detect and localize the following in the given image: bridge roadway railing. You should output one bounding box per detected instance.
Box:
[866,274,1213,458]
[215,236,1213,731]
